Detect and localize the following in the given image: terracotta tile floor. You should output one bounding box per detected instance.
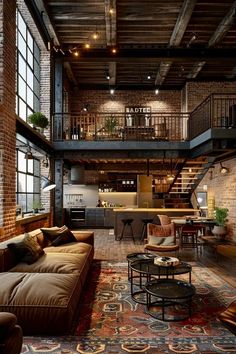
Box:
[90,228,236,288]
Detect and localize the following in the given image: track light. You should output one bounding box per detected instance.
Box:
[220,162,229,174]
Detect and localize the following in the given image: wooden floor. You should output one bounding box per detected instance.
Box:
[91,228,236,288]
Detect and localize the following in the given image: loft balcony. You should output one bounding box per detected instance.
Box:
[52,94,236,160]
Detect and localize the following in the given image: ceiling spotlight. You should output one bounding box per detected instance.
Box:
[110,88,115,95]
[74,50,79,57]
[84,43,90,49]
[111,47,117,54]
[220,162,229,174]
[109,7,114,14]
[147,74,151,80]
[106,73,111,80]
[92,32,99,40]
[155,88,159,95]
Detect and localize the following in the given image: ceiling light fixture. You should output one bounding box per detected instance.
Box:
[111,47,117,54]
[147,74,151,80]
[92,32,99,40]
[84,43,90,49]
[74,50,79,57]
[155,88,159,95]
[220,162,229,174]
[110,88,115,95]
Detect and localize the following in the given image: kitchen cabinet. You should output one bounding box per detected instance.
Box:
[85,208,105,227]
[104,208,115,227]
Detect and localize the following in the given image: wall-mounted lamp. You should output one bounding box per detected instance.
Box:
[41,176,56,192]
[220,162,229,174]
[24,146,34,159]
[82,104,90,112]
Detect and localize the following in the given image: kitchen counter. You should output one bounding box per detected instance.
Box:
[113,208,200,241]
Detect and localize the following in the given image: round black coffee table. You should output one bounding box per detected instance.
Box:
[126,252,155,281]
[129,258,192,304]
[144,278,196,321]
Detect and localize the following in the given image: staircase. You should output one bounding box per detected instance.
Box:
[164,157,215,208]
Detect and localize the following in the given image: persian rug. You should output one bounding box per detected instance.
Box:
[22,260,236,354]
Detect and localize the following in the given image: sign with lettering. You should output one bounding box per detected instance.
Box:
[125,106,151,126]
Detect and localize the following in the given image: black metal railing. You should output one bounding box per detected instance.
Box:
[52,94,236,142]
[189,93,236,139]
[53,112,189,142]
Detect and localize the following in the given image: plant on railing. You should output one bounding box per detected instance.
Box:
[104,115,118,134]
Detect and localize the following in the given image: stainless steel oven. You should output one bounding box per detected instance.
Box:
[70,208,86,227]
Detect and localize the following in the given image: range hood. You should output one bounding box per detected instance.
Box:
[68,165,85,184]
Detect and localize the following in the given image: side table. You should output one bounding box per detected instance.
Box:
[145,278,196,321]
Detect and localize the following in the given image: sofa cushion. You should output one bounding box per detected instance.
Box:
[7,233,44,265]
[0,272,83,335]
[51,229,77,246]
[148,235,175,246]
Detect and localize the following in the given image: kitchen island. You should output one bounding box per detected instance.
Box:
[113,208,200,242]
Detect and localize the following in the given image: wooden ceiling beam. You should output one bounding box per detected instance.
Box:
[208,1,236,47]
[155,0,196,87]
[169,0,197,47]
[104,0,116,46]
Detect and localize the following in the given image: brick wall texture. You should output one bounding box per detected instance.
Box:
[0,3,236,241]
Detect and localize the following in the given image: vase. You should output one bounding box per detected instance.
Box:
[212,225,227,240]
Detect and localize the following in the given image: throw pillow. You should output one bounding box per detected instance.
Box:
[148,235,175,246]
[40,225,68,242]
[7,233,44,264]
[51,229,76,246]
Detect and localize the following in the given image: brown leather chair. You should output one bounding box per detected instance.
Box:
[0,312,23,354]
[144,222,179,255]
[218,300,236,335]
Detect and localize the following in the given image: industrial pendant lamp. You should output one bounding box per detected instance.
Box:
[41,157,56,191]
[41,176,56,192]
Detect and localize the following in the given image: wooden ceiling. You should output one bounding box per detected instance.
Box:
[35,0,236,90]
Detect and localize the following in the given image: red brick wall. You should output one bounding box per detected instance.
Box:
[185,82,236,112]
[198,158,236,242]
[0,0,17,239]
[70,89,181,113]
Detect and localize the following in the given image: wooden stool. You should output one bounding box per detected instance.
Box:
[118,218,135,243]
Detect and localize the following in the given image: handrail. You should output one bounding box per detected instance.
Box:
[52,94,236,142]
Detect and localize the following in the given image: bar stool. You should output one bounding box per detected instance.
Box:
[118,218,135,243]
[140,218,153,244]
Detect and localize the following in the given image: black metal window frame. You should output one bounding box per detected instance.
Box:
[16,149,41,214]
[16,8,41,121]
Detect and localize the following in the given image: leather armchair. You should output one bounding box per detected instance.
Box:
[144,222,179,255]
[0,312,23,354]
[218,300,236,335]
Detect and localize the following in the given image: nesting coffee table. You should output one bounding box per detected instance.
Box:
[127,254,195,321]
[145,278,196,321]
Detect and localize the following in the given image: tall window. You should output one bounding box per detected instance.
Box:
[16,9,40,121]
[16,149,41,213]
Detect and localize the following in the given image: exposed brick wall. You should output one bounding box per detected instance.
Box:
[0,0,17,239]
[184,82,236,112]
[70,89,181,113]
[198,158,236,242]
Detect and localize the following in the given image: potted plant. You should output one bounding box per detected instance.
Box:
[212,206,229,239]
[32,201,43,214]
[104,116,118,135]
[27,112,49,132]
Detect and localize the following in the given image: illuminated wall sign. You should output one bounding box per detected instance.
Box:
[125,106,151,126]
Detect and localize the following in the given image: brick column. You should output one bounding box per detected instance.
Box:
[0,0,17,239]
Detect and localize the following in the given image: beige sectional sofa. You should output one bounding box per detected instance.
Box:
[0,228,94,335]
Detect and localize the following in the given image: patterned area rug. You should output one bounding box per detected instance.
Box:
[22,260,236,354]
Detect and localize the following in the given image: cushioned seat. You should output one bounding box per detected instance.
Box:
[218,300,236,335]
[144,222,179,255]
